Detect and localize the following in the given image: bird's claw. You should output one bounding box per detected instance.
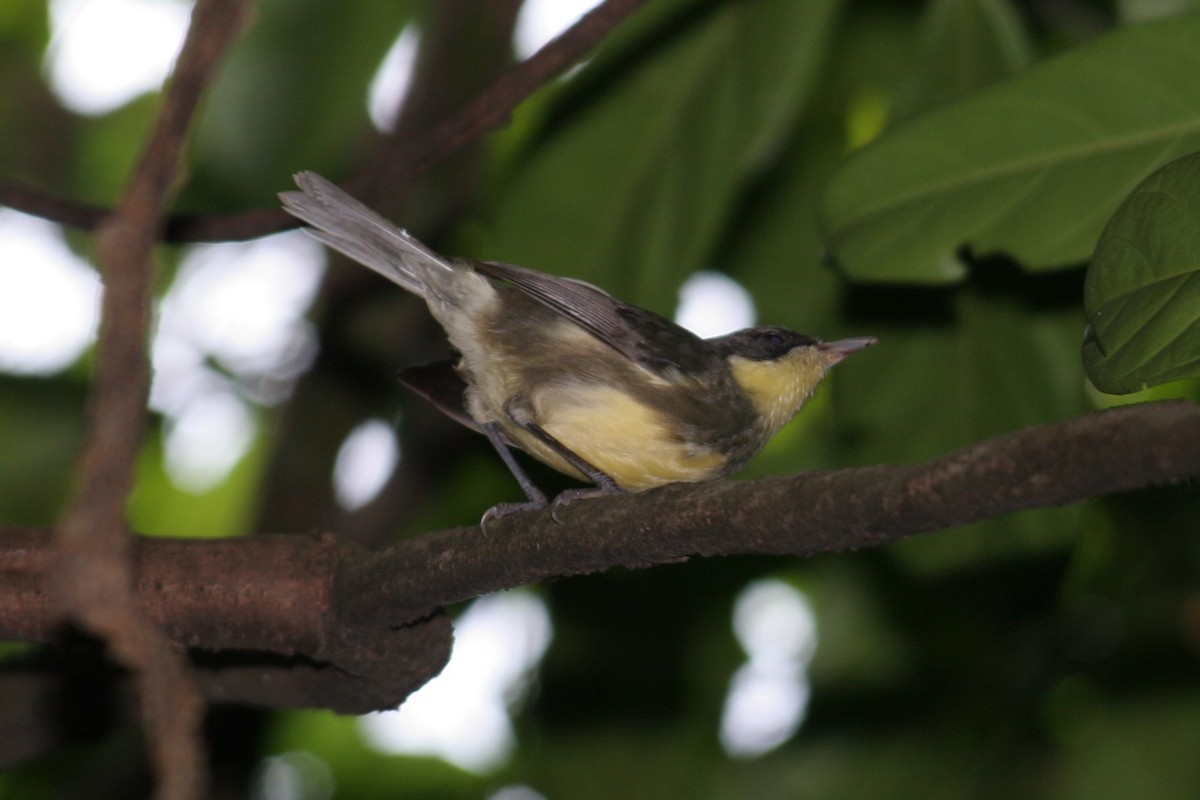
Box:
[480,497,546,535]
[481,479,623,530]
[548,481,624,524]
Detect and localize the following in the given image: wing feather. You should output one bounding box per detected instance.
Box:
[472,260,717,377]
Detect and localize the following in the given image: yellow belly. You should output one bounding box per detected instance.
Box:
[506,383,727,491]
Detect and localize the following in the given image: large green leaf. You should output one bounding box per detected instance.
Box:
[840,275,1089,473]
[188,0,418,202]
[821,13,1200,283]
[911,0,1032,115]
[483,0,841,312]
[836,270,1091,568]
[1083,152,1200,393]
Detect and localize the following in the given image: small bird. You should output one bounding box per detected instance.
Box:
[281,172,875,519]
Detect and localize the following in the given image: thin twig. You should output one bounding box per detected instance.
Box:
[51,2,254,799]
[388,0,650,181]
[0,0,650,243]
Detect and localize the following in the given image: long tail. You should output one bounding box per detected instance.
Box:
[279,171,454,298]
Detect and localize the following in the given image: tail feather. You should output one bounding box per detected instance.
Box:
[280,171,452,298]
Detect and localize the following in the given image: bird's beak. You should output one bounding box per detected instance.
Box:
[816,336,877,364]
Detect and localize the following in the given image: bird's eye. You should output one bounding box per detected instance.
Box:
[765,330,785,346]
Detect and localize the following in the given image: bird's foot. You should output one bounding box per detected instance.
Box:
[480,497,549,534]
[549,476,624,524]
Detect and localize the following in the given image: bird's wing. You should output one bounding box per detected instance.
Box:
[472,260,717,377]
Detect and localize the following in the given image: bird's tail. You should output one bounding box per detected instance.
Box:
[280,171,455,298]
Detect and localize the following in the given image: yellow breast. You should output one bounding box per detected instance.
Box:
[725,349,828,438]
[505,383,727,491]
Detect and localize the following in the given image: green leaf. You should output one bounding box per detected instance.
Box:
[188,0,418,201]
[483,0,842,313]
[841,278,1089,467]
[821,14,1200,283]
[911,0,1032,114]
[1083,151,1200,393]
[836,271,1091,568]
[723,118,847,346]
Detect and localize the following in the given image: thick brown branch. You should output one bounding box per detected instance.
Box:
[338,400,1200,623]
[4,402,1196,725]
[0,0,649,243]
[50,2,253,798]
[2,530,451,715]
[0,530,452,768]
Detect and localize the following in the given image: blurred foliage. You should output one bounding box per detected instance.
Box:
[2,0,1200,798]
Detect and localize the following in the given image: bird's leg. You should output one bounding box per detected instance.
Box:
[514,419,625,522]
[519,419,621,493]
[480,422,549,529]
[493,397,625,524]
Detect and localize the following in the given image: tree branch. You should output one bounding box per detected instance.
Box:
[49,2,253,798]
[0,0,650,243]
[0,536,450,769]
[338,399,1200,624]
[0,0,654,772]
[4,402,1195,726]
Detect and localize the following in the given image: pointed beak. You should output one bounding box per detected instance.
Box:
[817,336,877,364]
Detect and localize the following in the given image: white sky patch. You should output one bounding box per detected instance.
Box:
[45,0,193,116]
[333,419,401,511]
[157,233,323,382]
[720,579,817,758]
[675,271,757,338]
[152,232,324,492]
[514,0,605,59]
[359,591,552,774]
[488,787,549,800]
[164,387,256,493]
[367,24,420,132]
[252,751,334,800]
[0,210,101,375]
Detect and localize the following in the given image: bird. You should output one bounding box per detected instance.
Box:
[280,171,875,520]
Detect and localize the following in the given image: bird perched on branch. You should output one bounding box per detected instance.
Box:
[281,172,874,521]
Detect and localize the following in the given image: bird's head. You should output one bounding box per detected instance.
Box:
[712,327,876,435]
